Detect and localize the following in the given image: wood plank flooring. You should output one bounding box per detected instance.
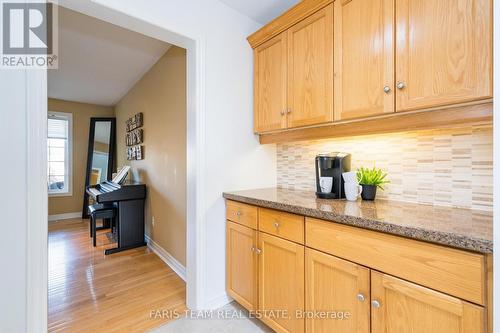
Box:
[48,219,186,332]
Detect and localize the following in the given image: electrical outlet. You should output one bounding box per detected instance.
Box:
[152,216,155,227]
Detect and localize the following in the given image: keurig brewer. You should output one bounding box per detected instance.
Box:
[315,153,351,199]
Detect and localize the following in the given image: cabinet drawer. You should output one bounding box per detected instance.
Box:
[259,208,304,244]
[306,218,485,305]
[226,200,258,229]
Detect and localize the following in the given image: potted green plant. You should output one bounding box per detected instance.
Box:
[356,167,390,201]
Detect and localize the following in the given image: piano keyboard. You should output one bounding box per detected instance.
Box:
[88,188,102,197]
[87,180,144,204]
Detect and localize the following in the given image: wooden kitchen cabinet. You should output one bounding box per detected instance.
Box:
[253,3,333,133]
[395,0,492,112]
[305,248,370,333]
[226,221,258,311]
[333,0,394,120]
[248,0,493,142]
[259,208,305,244]
[254,32,288,133]
[287,4,333,128]
[225,199,490,333]
[305,217,485,305]
[226,200,258,229]
[259,232,305,333]
[371,271,485,333]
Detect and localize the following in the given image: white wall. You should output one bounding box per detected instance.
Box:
[0,70,28,332]
[0,65,48,333]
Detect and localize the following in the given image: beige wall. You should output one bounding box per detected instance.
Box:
[48,98,114,215]
[93,141,110,153]
[115,46,187,265]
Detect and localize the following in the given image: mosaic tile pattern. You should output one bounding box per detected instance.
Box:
[277,125,493,211]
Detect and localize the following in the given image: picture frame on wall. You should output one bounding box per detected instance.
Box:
[127,145,144,161]
[126,128,143,146]
[125,112,144,160]
[135,145,143,160]
[126,112,144,132]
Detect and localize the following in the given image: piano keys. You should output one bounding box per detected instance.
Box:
[86,180,147,255]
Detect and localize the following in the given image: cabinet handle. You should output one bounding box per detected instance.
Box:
[235,211,242,216]
[357,294,365,302]
[274,222,280,229]
[280,109,286,116]
[254,248,262,255]
[383,86,391,93]
[396,82,406,90]
[371,300,381,308]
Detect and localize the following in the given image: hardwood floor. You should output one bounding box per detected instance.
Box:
[48,219,186,333]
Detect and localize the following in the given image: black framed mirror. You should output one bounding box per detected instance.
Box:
[82,117,116,218]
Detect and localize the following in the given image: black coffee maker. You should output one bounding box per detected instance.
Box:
[315,153,351,199]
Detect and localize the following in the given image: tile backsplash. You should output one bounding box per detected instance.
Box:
[277,125,493,211]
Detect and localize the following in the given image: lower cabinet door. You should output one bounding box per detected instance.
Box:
[226,221,258,311]
[305,248,370,333]
[371,271,485,333]
[259,232,305,333]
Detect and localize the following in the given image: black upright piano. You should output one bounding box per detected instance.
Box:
[86,180,147,255]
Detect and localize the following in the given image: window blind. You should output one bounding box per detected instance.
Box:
[48,116,69,139]
[47,113,71,195]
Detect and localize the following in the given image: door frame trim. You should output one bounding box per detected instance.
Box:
[27,1,208,330]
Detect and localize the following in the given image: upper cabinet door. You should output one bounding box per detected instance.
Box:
[396,0,492,112]
[287,4,334,129]
[334,0,395,120]
[371,271,484,333]
[305,248,370,333]
[254,32,288,133]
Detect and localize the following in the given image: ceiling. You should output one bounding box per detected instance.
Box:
[219,0,299,25]
[94,121,111,144]
[48,6,171,106]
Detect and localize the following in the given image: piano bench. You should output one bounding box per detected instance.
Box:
[89,204,116,247]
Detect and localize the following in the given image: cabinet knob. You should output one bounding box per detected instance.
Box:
[383,86,391,93]
[371,300,381,308]
[255,248,262,255]
[396,82,406,90]
[280,109,286,116]
[274,222,280,229]
[357,294,365,302]
[287,108,292,114]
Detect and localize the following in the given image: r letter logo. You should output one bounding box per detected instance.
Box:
[1,1,58,68]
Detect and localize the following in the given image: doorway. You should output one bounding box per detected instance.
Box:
[26,0,205,331]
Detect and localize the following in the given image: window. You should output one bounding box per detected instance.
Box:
[48,112,72,196]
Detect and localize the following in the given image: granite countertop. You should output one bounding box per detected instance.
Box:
[223,188,493,254]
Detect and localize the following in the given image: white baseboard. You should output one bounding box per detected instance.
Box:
[48,211,82,222]
[204,292,232,310]
[145,235,186,281]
